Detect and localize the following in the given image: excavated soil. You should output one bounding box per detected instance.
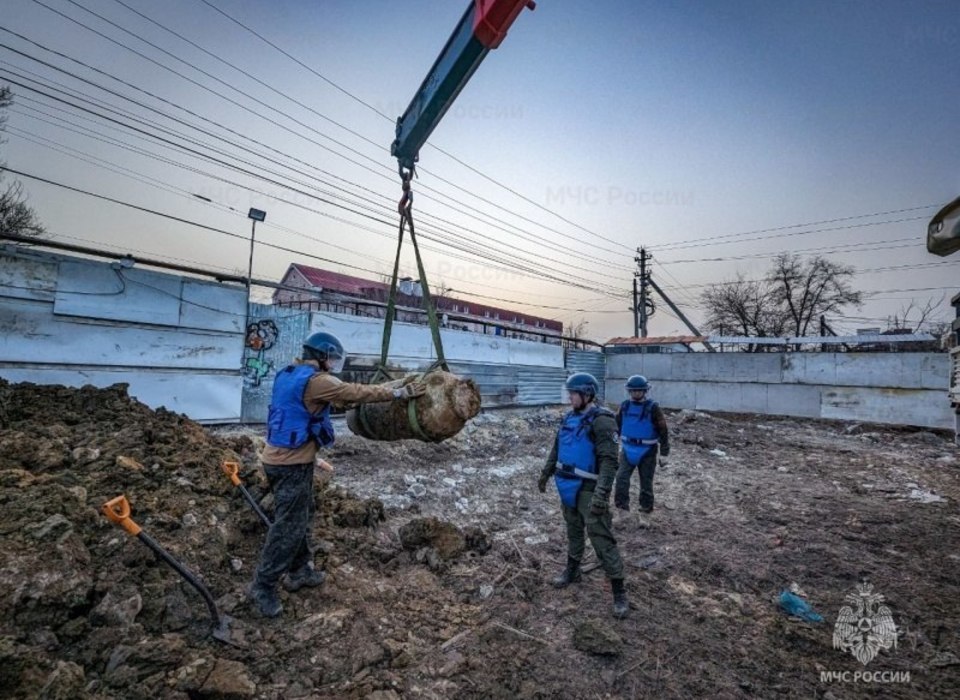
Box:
[1,378,959,699]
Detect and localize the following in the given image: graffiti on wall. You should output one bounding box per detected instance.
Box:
[243,319,279,387]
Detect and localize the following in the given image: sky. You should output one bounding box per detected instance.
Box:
[1,0,958,343]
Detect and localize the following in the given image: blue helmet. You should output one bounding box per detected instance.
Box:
[303,331,345,372]
[625,374,650,391]
[565,372,599,401]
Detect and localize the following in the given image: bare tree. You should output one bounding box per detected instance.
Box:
[885,299,940,333]
[700,254,862,349]
[768,253,862,337]
[700,274,786,351]
[1,86,45,239]
[569,318,589,339]
[432,278,454,299]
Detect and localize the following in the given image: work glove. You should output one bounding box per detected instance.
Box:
[393,381,426,400]
[589,496,608,516]
[589,487,609,516]
[658,456,669,468]
[537,472,549,493]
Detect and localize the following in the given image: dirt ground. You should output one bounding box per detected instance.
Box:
[1,379,958,699]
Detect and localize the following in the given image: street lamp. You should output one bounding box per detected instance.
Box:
[246,207,266,287]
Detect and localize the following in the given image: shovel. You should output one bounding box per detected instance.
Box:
[102,495,237,645]
[221,461,272,528]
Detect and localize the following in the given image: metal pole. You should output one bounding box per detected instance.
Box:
[247,219,257,288]
[647,276,716,352]
[639,247,648,338]
[632,276,639,337]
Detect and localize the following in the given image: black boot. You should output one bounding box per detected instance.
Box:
[282,563,326,592]
[611,578,629,618]
[552,557,582,588]
[247,582,283,618]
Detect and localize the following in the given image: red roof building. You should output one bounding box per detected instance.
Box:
[273,263,563,341]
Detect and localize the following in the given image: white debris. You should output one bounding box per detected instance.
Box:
[490,463,524,478]
[908,488,944,504]
[709,449,727,457]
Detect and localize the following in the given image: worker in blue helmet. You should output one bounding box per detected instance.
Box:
[537,372,629,617]
[614,374,670,523]
[248,331,426,618]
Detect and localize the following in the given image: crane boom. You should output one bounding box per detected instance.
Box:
[391,0,534,174]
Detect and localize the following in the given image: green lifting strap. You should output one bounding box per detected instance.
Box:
[377,181,449,378]
[355,376,436,442]
[406,396,434,442]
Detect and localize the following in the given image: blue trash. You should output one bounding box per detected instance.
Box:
[779,590,824,622]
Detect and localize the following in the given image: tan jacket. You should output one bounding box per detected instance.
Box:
[261,360,396,466]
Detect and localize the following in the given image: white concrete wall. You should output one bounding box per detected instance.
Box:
[607,352,953,430]
[309,311,563,368]
[0,246,246,422]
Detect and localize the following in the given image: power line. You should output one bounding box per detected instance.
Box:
[2,70,629,295]
[2,167,633,314]
[9,93,632,290]
[653,204,940,251]
[0,36,633,274]
[12,7,634,264]
[654,237,921,265]
[652,215,930,254]
[193,0,634,253]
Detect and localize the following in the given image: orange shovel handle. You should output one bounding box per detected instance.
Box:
[221,461,242,486]
[102,495,142,536]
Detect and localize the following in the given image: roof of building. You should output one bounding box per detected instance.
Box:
[605,335,707,346]
[281,263,563,332]
[291,265,389,296]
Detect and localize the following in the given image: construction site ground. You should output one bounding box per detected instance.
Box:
[1,380,958,699]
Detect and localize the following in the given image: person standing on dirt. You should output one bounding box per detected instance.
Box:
[248,331,426,618]
[614,375,669,523]
[537,373,629,618]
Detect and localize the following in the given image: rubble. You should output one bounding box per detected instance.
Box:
[0,379,957,698]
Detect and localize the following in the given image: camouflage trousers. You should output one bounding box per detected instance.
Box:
[253,463,315,589]
[561,484,624,580]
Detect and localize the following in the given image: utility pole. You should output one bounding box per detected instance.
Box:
[634,247,652,338]
[632,276,639,337]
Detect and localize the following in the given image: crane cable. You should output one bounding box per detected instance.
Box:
[363,174,451,442]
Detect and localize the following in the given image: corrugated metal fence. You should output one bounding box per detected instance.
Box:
[565,348,607,399]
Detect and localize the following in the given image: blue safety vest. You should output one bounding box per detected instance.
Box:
[266,365,335,449]
[553,406,610,508]
[619,399,660,466]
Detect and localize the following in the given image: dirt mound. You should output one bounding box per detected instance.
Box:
[0,381,488,699]
[398,517,491,563]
